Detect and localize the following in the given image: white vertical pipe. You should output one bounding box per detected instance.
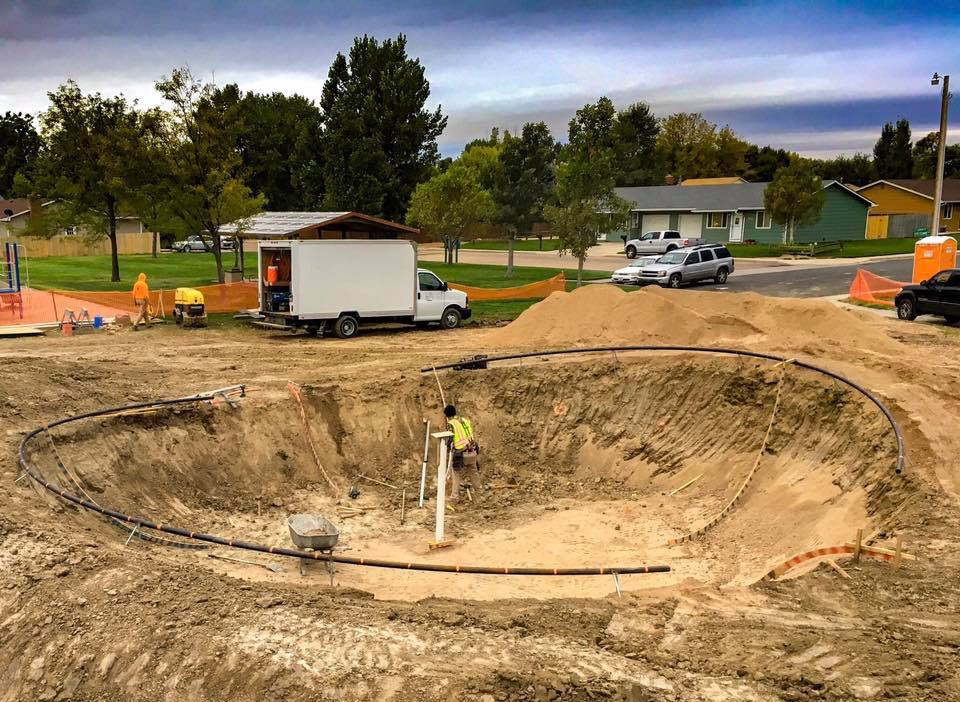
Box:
[435,438,447,542]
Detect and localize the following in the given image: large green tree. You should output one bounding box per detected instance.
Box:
[743,145,793,182]
[873,119,913,179]
[545,99,630,285]
[156,67,264,283]
[406,162,496,262]
[610,102,659,186]
[912,132,960,179]
[493,121,557,277]
[233,90,324,210]
[813,153,875,186]
[656,112,719,180]
[763,159,825,244]
[32,82,142,282]
[320,34,446,221]
[0,112,41,197]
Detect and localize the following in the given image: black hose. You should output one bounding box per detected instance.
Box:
[17,395,669,577]
[422,346,906,475]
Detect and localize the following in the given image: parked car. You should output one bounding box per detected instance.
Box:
[638,244,735,288]
[611,255,661,285]
[173,235,237,252]
[624,230,704,258]
[895,269,960,324]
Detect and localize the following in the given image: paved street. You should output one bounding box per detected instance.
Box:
[420,243,915,298]
[710,258,913,297]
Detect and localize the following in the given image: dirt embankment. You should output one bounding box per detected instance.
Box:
[0,287,959,701]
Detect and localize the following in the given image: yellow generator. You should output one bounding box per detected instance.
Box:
[173,287,207,327]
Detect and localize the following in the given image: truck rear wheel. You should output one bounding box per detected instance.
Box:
[440,307,462,329]
[334,315,359,339]
[625,245,637,259]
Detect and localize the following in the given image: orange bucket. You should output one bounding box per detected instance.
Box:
[61,322,74,337]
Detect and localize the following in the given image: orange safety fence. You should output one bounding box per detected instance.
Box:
[3,274,564,327]
[1,282,260,327]
[448,273,565,300]
[848,269,907,307]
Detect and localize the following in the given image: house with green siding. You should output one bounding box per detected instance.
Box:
[609,181,872,244]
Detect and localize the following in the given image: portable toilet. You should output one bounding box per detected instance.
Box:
[912,235,958,283]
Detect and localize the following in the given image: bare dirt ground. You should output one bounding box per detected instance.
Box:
[2,285,960,701]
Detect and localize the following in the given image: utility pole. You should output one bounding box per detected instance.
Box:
[931,73,950,237]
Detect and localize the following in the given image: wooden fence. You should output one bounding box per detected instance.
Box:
[0,232,154,258]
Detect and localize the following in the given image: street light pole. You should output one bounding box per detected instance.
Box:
[931,73,950,237]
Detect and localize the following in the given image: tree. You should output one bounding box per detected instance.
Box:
[743,145,793,182]
[234,90,324,210]
[156,67,264,283]
[715,126,749,177]
[912,132,960,179]
[763,160,825,244]
[610,102,659,186]
[406,163,496,262]
[873,119,913,179]
[656,112,720,180]
[31,82,141,282]
[320,34,447,221]
[544,99,630,285]
[813,153,875,185]
[0,112,41,197]
[493,121,557,277]
[119,107,175,258]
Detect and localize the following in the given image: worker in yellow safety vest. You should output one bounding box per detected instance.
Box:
[444,404,481,503]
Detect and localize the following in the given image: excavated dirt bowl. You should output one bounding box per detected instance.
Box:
[28,355,903,601]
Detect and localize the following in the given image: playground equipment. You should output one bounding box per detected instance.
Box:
[0,243,23,320]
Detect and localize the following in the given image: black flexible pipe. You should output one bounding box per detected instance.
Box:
[422,346,906,475]
[17,395,669,576]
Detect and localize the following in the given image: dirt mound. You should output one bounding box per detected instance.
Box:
[490,285,900,353]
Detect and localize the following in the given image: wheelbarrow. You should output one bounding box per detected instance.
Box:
[288,514,340,580]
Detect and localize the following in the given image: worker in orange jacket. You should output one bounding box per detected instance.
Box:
[132,272,151,329]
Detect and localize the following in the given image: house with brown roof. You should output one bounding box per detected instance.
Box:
[856,179,960,238]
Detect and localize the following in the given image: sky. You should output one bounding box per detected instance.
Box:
[2,0,959,159]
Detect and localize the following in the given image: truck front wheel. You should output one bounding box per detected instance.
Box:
[335,314,359,339]
[440,307,462,329]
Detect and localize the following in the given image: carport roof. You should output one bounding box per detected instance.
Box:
[615,180,871,212]
[219,211,419,237]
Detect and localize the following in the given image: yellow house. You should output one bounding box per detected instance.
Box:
[856,179,960,238]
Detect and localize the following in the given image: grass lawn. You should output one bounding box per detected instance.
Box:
[25,253,610,291]
[25,253,231,291]
[726,237,917,259]
[461,238,563,252]
[419,261,610,286]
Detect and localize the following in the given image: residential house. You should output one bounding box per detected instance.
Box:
[854,179,960,238]
[0,198,150,257]
[611,181,872,244]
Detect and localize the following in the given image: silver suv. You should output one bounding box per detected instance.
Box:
[638,244,735,288]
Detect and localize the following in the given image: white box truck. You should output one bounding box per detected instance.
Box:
[257,240,471,338]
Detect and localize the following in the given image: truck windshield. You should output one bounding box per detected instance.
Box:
[659,251,687,265]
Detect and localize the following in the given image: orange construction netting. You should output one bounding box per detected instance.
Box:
[449,273,565,300]
[2,282,259,327]
[848,269,906,307]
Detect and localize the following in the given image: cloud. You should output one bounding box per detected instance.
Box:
[2,0,959,159]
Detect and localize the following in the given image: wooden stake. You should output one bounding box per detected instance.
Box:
[400,488,406,525]
[358,473,399,490]
[894,536,903,569]
[853,528,863,564]
[669,473,703,496]
[826,559,851,579]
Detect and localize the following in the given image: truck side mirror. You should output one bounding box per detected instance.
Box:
[442,282,449,291]
[921,279,929,286]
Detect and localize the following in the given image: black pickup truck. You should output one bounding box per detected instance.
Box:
[895,269,960,324]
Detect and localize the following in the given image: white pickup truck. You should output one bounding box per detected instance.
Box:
[624,230,704,259]
[257,240,471,338]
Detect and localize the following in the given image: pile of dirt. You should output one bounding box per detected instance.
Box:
[489,285,901,353]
